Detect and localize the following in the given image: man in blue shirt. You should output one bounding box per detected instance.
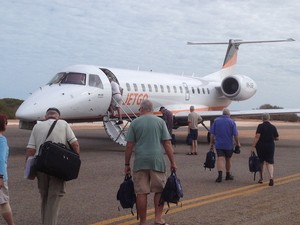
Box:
[210,108,241,183]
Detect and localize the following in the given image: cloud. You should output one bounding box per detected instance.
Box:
[0,0,299,109]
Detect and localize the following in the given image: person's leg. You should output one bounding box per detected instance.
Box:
[225,157,234,180]
[216,155,225,182]
[116,107,122,121]
[136,194,148,224]
[44,177,65,225]
[37,172,49,223]
[266,163,274,186]
[154,192,164,223]
[1,203,15,225]
[258,162,264,183]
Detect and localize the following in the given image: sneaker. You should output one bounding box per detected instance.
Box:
[215,176,222,183]
[116,120,123,125]
[225,174,234,180]
[269,179,274,186]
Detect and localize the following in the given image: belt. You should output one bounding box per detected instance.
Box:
[113,93,121,95]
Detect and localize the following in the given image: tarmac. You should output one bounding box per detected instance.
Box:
[3,120,300,225]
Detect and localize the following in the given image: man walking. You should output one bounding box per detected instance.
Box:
[124,100,176,225]
[210,108,240,183]
[25,108,80,225]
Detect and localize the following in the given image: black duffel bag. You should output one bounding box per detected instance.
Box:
[36,141,81,181]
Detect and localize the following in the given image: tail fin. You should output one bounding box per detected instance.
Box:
[187,38,295,69]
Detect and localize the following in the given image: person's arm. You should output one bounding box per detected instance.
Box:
[0,142,5,188]
[162,140,177,171]
[124,141,134,174]
[252,133,260,147]
[70,140,80,154]
[209,133,215,150]
[234,135,241,147]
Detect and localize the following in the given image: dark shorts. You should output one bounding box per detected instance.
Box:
[256,143,275,164]
[216,149,233,158]
[189,129,198,140]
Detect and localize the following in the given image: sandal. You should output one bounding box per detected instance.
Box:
[258,179,263,184]
[186,152,193,155]
[193,152,198,155]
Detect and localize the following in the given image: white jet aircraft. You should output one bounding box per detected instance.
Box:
[16,38,299,145]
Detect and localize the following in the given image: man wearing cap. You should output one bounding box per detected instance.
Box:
[25,108,80,225]
[159,106,173,136]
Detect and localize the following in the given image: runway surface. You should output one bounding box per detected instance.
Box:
[3,120,300,225]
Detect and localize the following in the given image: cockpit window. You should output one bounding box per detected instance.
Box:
[48,72,86,85]
[89,74,103,89]
[61,73,86,85]
[47,72,65,85]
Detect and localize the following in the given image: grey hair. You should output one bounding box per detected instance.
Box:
[262,113,270,121]
[140,99,153,112]
[222,108,230,116]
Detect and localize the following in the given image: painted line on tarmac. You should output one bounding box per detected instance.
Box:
[90,173,300,225]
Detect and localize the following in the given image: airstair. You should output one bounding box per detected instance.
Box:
[103,99,138,146]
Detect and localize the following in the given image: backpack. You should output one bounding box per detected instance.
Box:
[117,174,136,215]
[171,134,176,146]
[159,171,183,213]
[249,152,260,181]
[186,134,192,145]
[204,149,216,170]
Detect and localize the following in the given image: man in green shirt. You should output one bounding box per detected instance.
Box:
[125,100,177,225]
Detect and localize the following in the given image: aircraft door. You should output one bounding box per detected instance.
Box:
[87,73,112,116]
[183,82,190,101]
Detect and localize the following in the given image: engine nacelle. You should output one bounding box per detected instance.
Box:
[221,75,257,101]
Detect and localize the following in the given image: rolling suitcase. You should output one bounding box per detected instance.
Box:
[36,141,81,181]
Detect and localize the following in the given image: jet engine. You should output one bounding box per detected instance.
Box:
[221,75,257,101]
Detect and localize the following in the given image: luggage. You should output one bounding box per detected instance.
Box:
[171,134,176,146]
[117,174,136,215]
[159,171,183,213]
[36,141,81,181]
[203,149,216,170]
[249,152,260,181]
[186,134,192,145]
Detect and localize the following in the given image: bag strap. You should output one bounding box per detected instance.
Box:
[44,120,58,142]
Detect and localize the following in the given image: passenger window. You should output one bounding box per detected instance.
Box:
[207,88,210,94]
[89,74,103,89]
[141,84,146,92]
[148,84,152,92]
[173,86,177,93]
[202,88,205,94]
[179,86,183,93]
[154,84,158,92]
[133,83,138,92]
[160,85,164,92]
[197,88,201,94]
[167,85,170,93]
[126,83,131,91]
[191,87,195,94]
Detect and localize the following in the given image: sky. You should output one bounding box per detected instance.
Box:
[1,0,300,110]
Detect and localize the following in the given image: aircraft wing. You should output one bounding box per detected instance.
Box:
[174,108,300,121]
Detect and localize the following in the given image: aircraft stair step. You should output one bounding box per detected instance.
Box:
[103,116,127,146]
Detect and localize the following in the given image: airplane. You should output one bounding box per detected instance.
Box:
[16,38,300,145]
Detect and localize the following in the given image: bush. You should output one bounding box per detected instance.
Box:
[0,98,23,119]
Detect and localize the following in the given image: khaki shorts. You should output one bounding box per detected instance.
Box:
[0,182,9,204]
[133,170,166,194]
